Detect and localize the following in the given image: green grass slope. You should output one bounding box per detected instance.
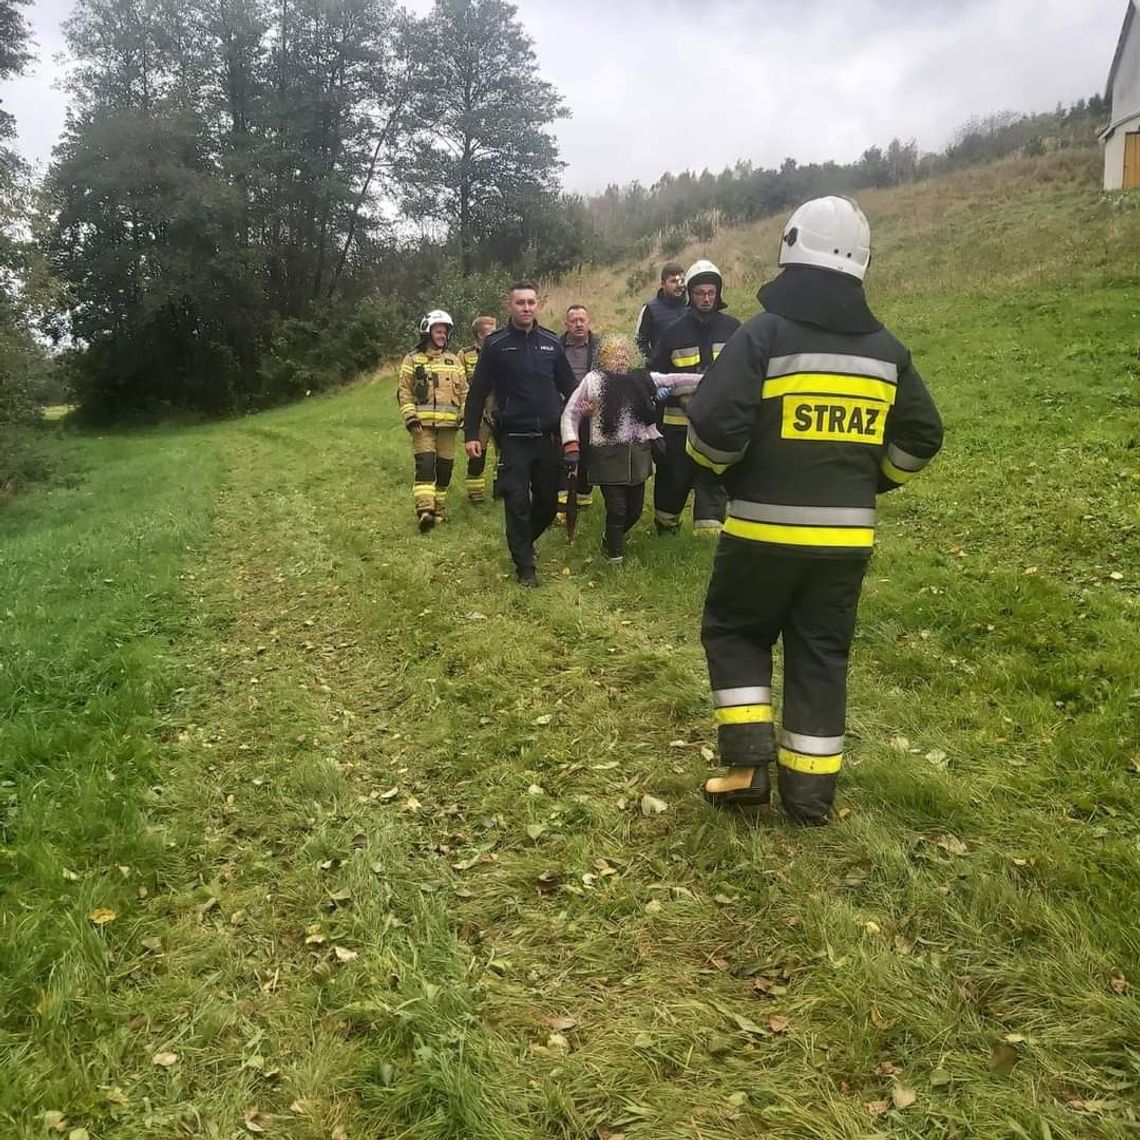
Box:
[2,153,1139,1139]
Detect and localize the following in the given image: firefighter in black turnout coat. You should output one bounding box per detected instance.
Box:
[649,260,740,534]
[687,197,943,823]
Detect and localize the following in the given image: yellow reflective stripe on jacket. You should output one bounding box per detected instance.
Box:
[686,436,726,474]
[723,517,875,549]
[881,456,915,483]
[881,443,930,485]
[763,373,897,405]
[714,704,774,726]
[663,409,690,426]
[778,747,842,775]
[671,348,700,368]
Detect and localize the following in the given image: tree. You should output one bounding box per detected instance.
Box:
[0,0,31,143]
[400,0,567,275]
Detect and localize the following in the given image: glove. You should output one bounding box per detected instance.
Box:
[406,418,423,433]
[655,386,671,403]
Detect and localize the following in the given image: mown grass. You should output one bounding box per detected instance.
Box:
[2,157,1140,1138]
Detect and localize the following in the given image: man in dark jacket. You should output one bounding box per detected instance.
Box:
[649,259,740,534]
[558,304,600,513]
[633,263,687,360]
[464,281,578,586]
[686,197,943,824]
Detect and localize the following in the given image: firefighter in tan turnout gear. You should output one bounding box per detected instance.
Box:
[397,310,468,532]
[686,197,943,824]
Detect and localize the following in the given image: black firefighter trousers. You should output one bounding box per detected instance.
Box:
[653,423,726,531]
[496,431,562,572]
[701,536,868,819]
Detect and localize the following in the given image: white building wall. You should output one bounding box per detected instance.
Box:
[1106,4,1140,188]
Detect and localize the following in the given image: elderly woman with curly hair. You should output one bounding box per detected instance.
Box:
[560,336,701,564]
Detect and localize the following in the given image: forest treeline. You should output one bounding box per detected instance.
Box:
[0,0,1115,455]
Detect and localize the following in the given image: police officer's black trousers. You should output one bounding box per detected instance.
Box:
[653,424,726,531]
[497,432,561,571]
[701,535,868,819]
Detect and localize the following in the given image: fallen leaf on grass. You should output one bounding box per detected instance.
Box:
[768,1015,790,1034]
[244,1107,273,1132]
[377,786,399,801]
[700,746,715,762]
[526,823,547,840]
[152,1051,180,1068]
[536,870,561,893]
[532,714,553,726]
[930,1068,951,1089]
[725,1092,748,1107]
[891,1084,917,1110]
[331,1128,349,1140]
[400,796,421,813]
[989,1040,1019,1074]
[936,834,968,856]
[640,794,668,817]
[87,908,117,926]
[546,1015,576,1032]
[42,1111,67,1132]
[730,1011,767,1036]
[68,1128,91,1140]
[333,946,358,963]
[1110,971,1128,994]
[140,937,162,953]
[869,1005,894,1030]
[865,1101,889,1118]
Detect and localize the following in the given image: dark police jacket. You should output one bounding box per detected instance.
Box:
[648,308,742,427]
[686,269,943,558]
[464,323,578,436]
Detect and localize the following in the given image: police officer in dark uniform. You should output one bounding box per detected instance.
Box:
[464,281,578,587]
[686,197,944,824]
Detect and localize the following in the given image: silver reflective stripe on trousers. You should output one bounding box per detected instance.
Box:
[727,501,877,527]
[887,443,929,472]
[714,686,772,707]
[782,730,845,755]
[767,353,899,382]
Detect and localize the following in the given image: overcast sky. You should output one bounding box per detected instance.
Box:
[1,0,1128,193]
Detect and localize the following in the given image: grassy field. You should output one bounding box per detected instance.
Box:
[2,155,1140,1138]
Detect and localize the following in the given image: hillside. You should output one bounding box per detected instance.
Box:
[2,152,1140,1139]
[545,148,1125,332]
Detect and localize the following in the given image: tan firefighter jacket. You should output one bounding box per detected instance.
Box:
[398,346,468,429]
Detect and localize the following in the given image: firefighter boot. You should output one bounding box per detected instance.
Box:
[703,720,775,810]
[703,765,771,809]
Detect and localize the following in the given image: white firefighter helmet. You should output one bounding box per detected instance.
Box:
[684,259,723,293]
[419,309,454,335]
[778,197,871,280]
